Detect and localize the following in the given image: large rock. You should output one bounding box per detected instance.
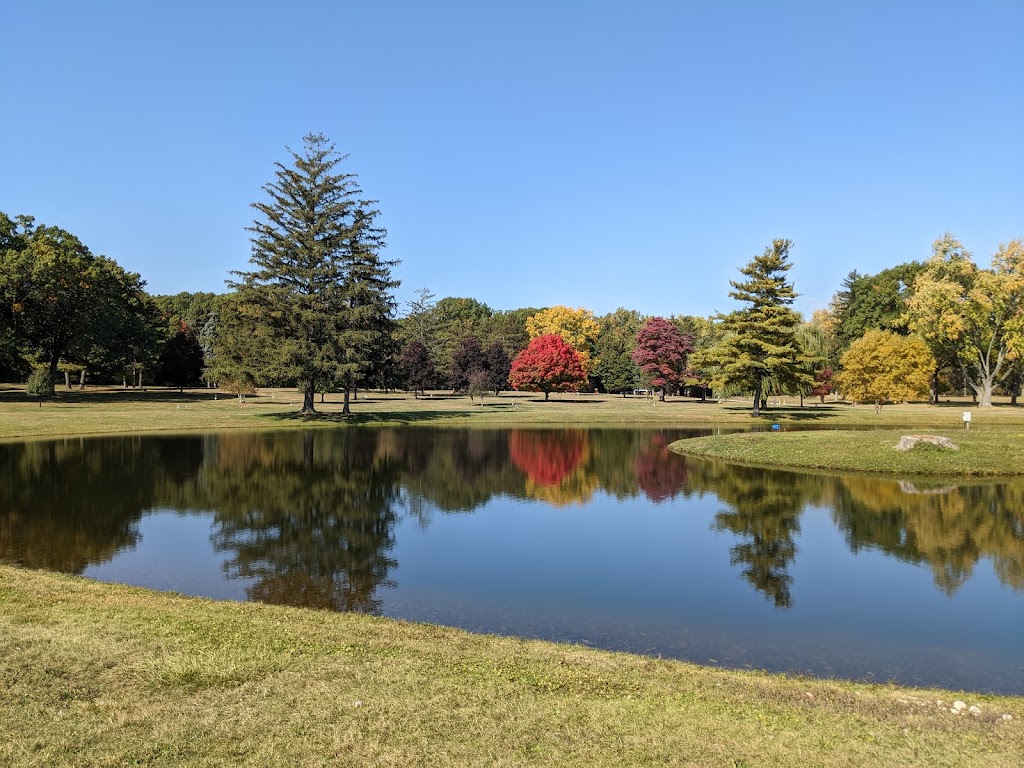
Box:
[895,435,959,452]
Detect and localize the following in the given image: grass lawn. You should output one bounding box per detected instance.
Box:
[3,383,1023,441]
[670,429,1024,476]
[2,565,1021,767]
[3,385,1023,765]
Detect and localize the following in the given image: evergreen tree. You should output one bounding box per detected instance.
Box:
[228,134,398,414]
[708,239,808,416]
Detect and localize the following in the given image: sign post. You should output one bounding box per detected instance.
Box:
[963,411,972,431]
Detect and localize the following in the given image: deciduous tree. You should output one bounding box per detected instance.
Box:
[904,234,1024,407]
[509,334,586,400]
[594,308,644,395]
[449,335,487,392]
[630,316,692,401]
[834,330,934,411]
[525,305,599,377]
[156,322,205,392]
[400,340,435,397]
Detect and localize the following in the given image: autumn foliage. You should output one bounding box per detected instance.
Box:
[630,317,693,399]
[509,334,586,400]
[508,429,587,487]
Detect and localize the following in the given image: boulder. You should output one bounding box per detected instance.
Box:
[895,435,959,452]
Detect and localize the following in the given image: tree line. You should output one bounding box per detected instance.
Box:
[2,132,1021,410]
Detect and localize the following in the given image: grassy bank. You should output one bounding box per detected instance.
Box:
[3,384,1024,441]
[669,429,1024,476]
[1,565,1020,767]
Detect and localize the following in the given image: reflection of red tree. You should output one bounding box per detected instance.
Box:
[509,430,586,486]
[634,434,688,502]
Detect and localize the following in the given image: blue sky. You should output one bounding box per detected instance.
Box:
[2,1,1021,320]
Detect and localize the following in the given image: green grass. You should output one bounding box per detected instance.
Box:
[1,565,1021,767]
[670,429,1024,476]
[4,383,1024,441]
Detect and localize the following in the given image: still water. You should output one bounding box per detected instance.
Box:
[1,428,1022,694]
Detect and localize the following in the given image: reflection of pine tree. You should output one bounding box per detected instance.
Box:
[206,430,401,613]
[691,459,818,609]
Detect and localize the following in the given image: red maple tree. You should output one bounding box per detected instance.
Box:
[630,317,693,400]
[509,334,586,400]
[812,366,834,403]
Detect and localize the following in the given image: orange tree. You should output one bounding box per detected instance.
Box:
[509,334,586,400]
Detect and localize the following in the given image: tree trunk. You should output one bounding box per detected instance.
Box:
[752,380,762,417]
[930,370,939,404]
[64,370,71,390]
[973,378,994,407]
[303,431,314,472]
[342,387,352,415]
[79,368,86,390]
[658,388,665,402]
[302,379,316,413]
[544,391,550,401]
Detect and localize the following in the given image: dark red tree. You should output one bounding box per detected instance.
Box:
[484,341,511,395]
[509,334,586,400]
[449,335,487,392]
[630,317,693,401]
[812,366,834,404]
[400,340,435,397]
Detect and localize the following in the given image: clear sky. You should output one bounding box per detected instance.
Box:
[2,1,1021,320]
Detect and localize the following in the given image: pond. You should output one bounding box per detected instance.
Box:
[1,427,1022,694]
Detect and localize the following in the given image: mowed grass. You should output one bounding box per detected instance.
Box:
[1,565,1021,768]
[3,383,1023,441]
[670,429,1024,476]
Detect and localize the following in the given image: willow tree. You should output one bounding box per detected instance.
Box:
[705,239,809,416]
[229,134,398,414]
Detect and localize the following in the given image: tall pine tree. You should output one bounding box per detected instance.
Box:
[228,134,398,414]
[708,239,808,416]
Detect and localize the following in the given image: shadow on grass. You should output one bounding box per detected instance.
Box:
[262,409,474,426]
[712,403,850,421]
[0,388,223,405]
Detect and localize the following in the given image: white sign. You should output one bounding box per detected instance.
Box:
[962,412,972,422]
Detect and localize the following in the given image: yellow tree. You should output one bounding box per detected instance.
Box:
[835,330,934,412]
[525,305,600,377]
[904,235,1024,407]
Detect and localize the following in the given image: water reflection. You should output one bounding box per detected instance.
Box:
[1,428,1023,692]
[2,429,1023,603]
